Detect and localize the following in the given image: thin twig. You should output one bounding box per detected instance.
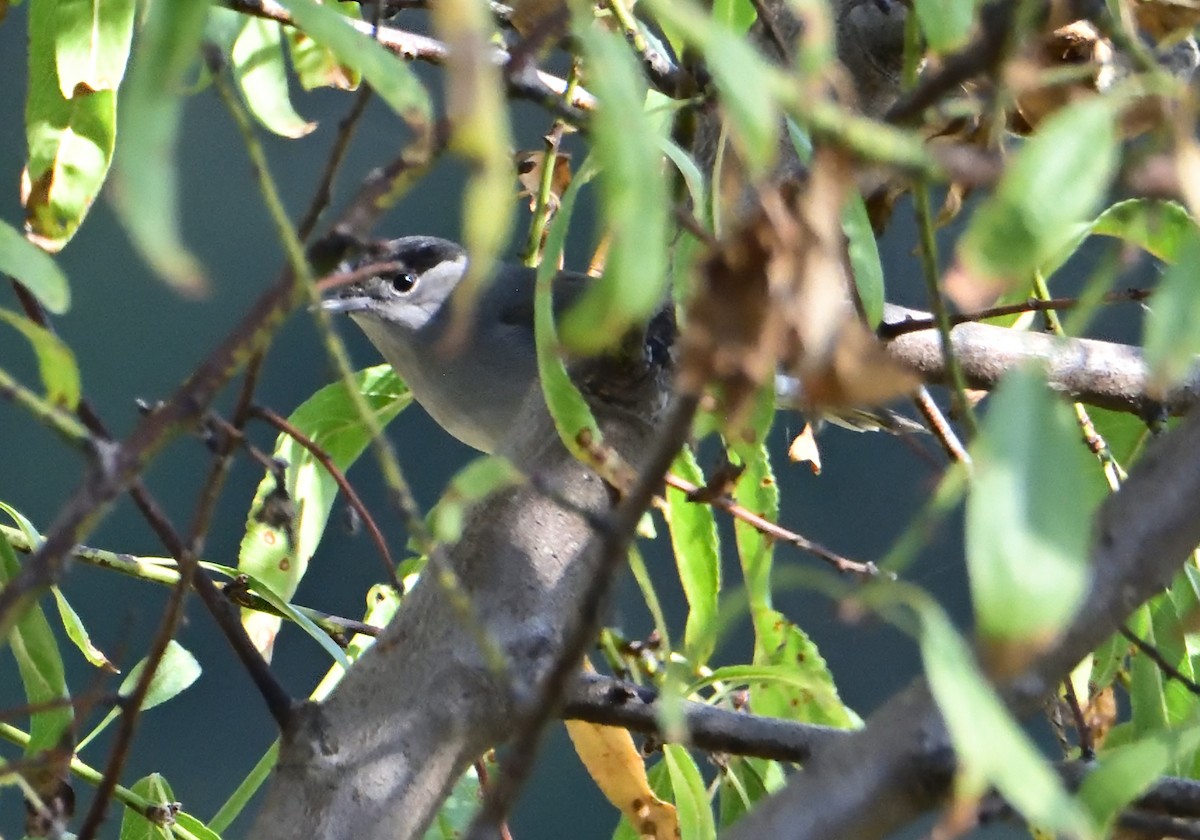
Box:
[664,474,881,577]
[298,85,375,243]
[1122,625,1200,695]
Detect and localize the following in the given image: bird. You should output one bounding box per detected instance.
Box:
[323,235,925,453]
[322,235,591,454]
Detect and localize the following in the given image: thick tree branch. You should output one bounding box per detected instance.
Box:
[882,303,1198,417]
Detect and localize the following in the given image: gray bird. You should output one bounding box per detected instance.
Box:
[323,235,924,454]
[322,236,589,454]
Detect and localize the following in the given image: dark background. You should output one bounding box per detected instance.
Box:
[0,6,1138,837]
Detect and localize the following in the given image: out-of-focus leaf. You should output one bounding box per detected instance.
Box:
[1087,406,1152,467]
[119,773,176,840]
[842,191,884,326]
[24,0,117,253]
[665,448,721,665]
[0,307,80,408]
[0,220,70,313]
[422,755,498,840]
[647,0,779,177]
[0,500,42,547]
[663,744,716,840]
[1145,228,1200,394]
[1126,604,1169,740]
[913,0,976,52]
[718,757,779,828]
[712,0,755,34]
[0,529,71,756]
[919,600,1095,838]
[967,366,1104,662]
[277,0,431,121]
[51,586,115,670]
[565,717,679,839]
[612,759,673,840]
[730,386,778,621]
[955,98,1119,302]
[1091,199,1197,263]
[428,456,523,544]
[1080,715,1200,833]
[109,0,208,294]
[560,26,668,354]
[54,0,136,94]
[238,366,409,657]
[432,0,514,339]
[535,160,605,458]
[286,0,362,90]
[232,17,316,138]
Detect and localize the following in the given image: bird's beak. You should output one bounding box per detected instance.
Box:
[320,296,373,315]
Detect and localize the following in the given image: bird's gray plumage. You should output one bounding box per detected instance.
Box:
[324,236,588,453]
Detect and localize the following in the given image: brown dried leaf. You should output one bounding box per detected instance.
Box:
[788,423,823,474]
[1011,21,1116,131]
[515,148,573,211]
[680,150,918,432]
[508,0,569,38]
[1134,0,1200,40]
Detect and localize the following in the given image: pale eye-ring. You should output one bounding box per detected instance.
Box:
[390,271,418,293]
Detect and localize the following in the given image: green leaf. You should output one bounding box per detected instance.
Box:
[913,0,977,52]
[422,757,497,840]
[285,1,362,90]
[25,0,117,252]
[54,0,136,94]
[560,26,669,354]
[737,615,858,727]
[959,98,1119,287]
[0,529,72,755]
[718,757,776,828]
[0,307,81,408]
[665,448,721,665]
[1090,199,1198,263]
[238,365,410,610]
[240,571,351,669]
[0,220,70,313]
[428,456,523,544]
[646,0,779,178]
[919,601,1095,838]
[232,17,317,138]
[118,639,201,710]
[51,586,115,670]
[712,0,756,34]
[729,386,779,622]
[535,161,605,459]
[1080,715,1200,832]
[663,745,716,840]
[110,0,208,294]
[1144,228,1200,392]
[842,190,884,326]
[120,773,176,840]
[967,366,1105,642]
[276,0,431,121]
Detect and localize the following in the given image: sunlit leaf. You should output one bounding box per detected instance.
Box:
[0,307,81,408]
[54,0,136,94]
[0,219,70,313]
[24,0,117,252]
[560,26,669,354]
[276,0,431,121]
[663,745,717,840]
[286,1,362,90]
[109,0,208,293]
[232,17,317,138]
[238,365,409,657]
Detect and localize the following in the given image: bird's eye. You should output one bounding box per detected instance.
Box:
[390,272,417,293]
